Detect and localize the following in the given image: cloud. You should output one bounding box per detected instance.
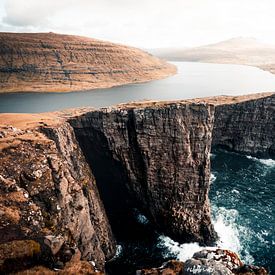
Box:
[1,0,275,47]
[2,0,65,27]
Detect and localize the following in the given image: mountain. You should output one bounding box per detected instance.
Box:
[0,32,176,93]
[150,37,275,74]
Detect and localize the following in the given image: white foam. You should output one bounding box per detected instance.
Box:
[210,173,217,183]
[212,206,254,264]
[231,189,240,194]
[246,155,275,167]
[213,207,241,252]
[157,205,254,265]
[157,235,214,262]
[114,245,123,259]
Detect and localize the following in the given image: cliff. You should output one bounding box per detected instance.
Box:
[68,102,216,245]
[0,92,273,273]
[0,32,176,93]
[0,115,116,272]
[212,93,275,157]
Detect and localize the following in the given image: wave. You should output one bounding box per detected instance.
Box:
[212,205,254,264]
[157,205,254,265]
[246,155,275,167]
[157,235,214,262]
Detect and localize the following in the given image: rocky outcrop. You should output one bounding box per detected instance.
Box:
[137,249,268,275]
[69,102,217,245]
[212,94,275,157]
[0,32,176,93]
[0,119,116,272]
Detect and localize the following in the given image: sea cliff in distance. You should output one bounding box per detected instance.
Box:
[0,32,176,93]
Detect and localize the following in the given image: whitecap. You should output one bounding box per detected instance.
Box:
[212,205,254,264]
[157,235,215,262]
[246,155,275,167]
[210,173,217,183]
[113,244,123,259]
[231,189,240,194]
[157,205,254,265]
[212,207,241,253]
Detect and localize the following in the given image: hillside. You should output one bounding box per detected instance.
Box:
[0,32,176,93]
[150,37,275,74]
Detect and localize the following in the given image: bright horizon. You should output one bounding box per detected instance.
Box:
[1,0,275,48]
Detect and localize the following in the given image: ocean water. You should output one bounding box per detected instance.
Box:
[210,149,275,273]
[106,149,275,274]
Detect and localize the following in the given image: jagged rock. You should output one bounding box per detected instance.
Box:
[0,120,116,273]
[136,249,268,275]
[0,32,176,93]
[234,265,268,275]
[192,249,243,270]
[44,235,65,255]
[183,249,242,275]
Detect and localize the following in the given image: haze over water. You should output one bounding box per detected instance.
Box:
[1,61,275,113]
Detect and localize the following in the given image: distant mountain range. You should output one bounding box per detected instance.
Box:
[149,37,275,74]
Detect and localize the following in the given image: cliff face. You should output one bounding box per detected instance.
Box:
[1,93,274,273]
[0,118,116,272]
[212,94,275,157]
[69,102,217,245]
[0,32,176,93]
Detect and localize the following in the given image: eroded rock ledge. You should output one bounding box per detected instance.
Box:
[0,92,273,273]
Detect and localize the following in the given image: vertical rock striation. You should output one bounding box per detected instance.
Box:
[0,120,116,272]
[69,102,217,245]
[212,94,275,157]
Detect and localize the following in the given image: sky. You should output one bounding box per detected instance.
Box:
[0,0,275,48]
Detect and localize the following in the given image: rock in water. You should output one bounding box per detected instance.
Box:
[137,249,268,275]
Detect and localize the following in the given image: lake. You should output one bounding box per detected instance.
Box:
[1,61,275,113]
